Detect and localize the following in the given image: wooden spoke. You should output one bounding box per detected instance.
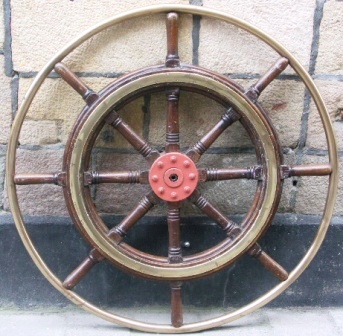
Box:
[63,249,104,290]
[165,12,180,68]
[167,202,183,327]
[108,192,159,243]
[14,172,65,186]
[191,190,288,281]
[247,244,288,281]
[186,109,241,163]
[199,166,263,182]
[83,170,149,185]
[281,164,332,179]
[63,192,158,290]
[14,170,149,186]
[15,164,328,188]
[166,88,180,152]
[54,62,98,105]
[165,12,180,152]
[246,57,289,102]
[190,189,237,234]
[105,111,159,164]
[170,281,183,328]
[199,163,332,182]
[167,203,182,263]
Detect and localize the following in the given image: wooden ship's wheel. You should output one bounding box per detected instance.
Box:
[6,5,338,333]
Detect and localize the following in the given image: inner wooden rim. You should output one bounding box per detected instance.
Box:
[63,65,282,280]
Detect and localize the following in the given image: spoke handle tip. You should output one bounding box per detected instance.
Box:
[256,251,289,281]
[63,250,102,290]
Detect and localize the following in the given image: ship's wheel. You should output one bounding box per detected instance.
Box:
[7,5,338,333]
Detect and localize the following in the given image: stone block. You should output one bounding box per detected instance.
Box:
[94,97,145,149]
[240,79,305,149]
[11,0,191,73]
[307,80,343,151]
[152,79,304,151]
[198,153,257,215]
[200,0,316,74]
[3,149,68,216]
[19,77,86,122]
[295,155,342,215]
[94,153,150,215]
[19,77,113,144]
[179,153,259,216]
[316,1,343,75]
[19,120,59,145]
[148,90,251,149]
[195,152,295,216]
[0,56,12,144]
[0,0,4,49]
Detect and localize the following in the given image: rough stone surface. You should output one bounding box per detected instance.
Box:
[11,0,192,73]
[94,153,150,214]
[19,120,59,145]
[148,80,305,149]
[3,149,68,216]
[295,155,342,215]
[94,97,145,149]
[0,56,12,144]
[194,152,294,216]
[329,309,343,333]
[316,0,343,75]
[237,79,306,149]
[19,77,114,144]
[1,217,343,308]
[307,80,343,150]
[148,90,251,149]
[267,309,339,336]
[0,307,343,336]
[0,155,5,208]
[279,150,297,212]
[200,0,316,74]
[0,308,343,335]
[0,0,4,50]
[192,153,257,215]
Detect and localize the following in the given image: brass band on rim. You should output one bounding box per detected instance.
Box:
[6,4,338,333]
[68,71,279,279]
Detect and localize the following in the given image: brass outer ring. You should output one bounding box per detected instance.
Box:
[68,71,279,279]
[6,4,338,333]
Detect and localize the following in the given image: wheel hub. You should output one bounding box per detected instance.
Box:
[149,152,199,201]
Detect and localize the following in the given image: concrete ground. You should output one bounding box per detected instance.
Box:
[0,308,342,335]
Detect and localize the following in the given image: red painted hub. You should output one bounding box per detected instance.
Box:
[149,152,199,202]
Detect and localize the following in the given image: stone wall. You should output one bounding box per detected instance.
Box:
[0,0,343,311]
[0,0,341,217]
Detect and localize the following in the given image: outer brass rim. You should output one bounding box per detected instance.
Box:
[6,4,338,333]
[68,70,279,279]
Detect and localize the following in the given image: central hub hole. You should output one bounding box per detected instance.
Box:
[169,174,179,182]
